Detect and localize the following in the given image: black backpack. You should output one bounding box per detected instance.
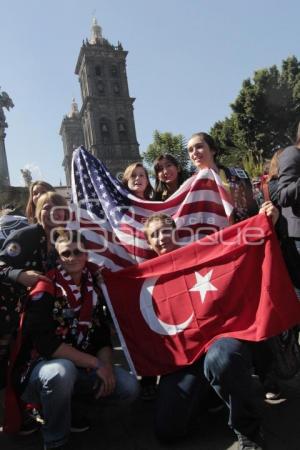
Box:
[220,166,258,223]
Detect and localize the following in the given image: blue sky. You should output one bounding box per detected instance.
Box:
[1,0,300,186]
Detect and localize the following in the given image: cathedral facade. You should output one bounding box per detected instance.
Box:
[60,19,140,186]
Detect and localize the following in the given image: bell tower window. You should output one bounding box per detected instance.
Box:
[111,65,118,77]
[113,83,120,95]
[100,119,110,143]
[97,80,105,94]
[95,65,102,76]
[117,118,128,142]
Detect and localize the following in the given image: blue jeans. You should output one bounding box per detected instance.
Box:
[22,359,140,448]
[155,338,263,441]
[204,338,264,436]
[155,357,211,441]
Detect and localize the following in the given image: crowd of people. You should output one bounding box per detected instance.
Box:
[0,129,300,450]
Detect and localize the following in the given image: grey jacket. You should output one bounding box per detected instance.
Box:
[277,145,300,238]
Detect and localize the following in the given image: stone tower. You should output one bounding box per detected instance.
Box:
[60,19,140,185]
[60,99,85,186]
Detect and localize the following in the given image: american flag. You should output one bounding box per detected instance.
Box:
[71,147,233,271]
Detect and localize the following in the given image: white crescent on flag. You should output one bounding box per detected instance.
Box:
[139,277,194,336]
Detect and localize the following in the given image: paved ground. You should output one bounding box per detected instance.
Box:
[1,346,300,450]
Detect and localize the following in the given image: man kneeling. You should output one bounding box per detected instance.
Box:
[144,213,271,450]
[13,229,139,450]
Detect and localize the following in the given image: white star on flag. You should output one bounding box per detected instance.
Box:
[189,270,217,303]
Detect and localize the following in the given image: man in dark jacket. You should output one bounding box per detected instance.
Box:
[11,229,139,450]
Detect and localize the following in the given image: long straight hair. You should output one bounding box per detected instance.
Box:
[26,180,55,223]
[153,154,184,201]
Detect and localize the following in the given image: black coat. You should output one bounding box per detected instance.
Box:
[277,145,300,288]
[277,145,300,238]
[0,224,57,334]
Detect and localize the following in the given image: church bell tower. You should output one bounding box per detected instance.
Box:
[60,19,140,184]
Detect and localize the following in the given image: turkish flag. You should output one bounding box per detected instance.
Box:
[102,214,300,376]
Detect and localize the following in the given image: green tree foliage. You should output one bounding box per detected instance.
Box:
[241,152,264,179]
[211,56,300,166]
[142,130,192,175]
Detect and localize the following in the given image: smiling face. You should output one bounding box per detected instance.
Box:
[39,201,66,231]
[156,157,180,187]
[187,135,216,170]
[127,166,149,198]
[32,184,49,206]
[57,241,87,279]
[145,219,178,255]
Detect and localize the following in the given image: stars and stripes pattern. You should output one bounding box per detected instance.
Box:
[71,147,233,271]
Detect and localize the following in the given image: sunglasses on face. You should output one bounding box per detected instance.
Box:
[59,249,84,258]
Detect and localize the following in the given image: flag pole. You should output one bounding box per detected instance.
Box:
[101,282,137,377]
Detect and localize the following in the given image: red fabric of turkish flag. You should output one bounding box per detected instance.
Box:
[102,214,300,376]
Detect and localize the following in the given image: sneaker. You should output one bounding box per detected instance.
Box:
[236,429,265,450]
[70,416,91,433]
[264,380,281,400]
[18,416,40,436]
[265,389,281,400]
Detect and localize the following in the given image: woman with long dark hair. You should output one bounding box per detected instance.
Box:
[153,154,185,201]
[187,132,258,222]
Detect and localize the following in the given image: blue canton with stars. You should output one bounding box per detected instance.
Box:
[72,147,131,227]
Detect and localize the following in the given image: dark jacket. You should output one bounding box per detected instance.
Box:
[277,145,300,288]
[0,224,56,335]
[13,272,112,395]
[218,165,258,222]
[277,145,300,238]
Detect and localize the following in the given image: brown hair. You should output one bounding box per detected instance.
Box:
[26,180,55,223]
[188,132,219,159]
[143,213,176,240]
[122,162,153,199]
[267,148,284,181]
[153,154,185,200]
[54,228,87,248]
[35,191,68,225]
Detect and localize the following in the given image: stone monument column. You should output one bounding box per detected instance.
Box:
[0,90,14,186]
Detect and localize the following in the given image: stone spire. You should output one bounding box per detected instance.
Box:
[89,18,103,44]
[68,98,79,118]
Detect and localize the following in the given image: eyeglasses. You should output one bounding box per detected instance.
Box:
[59,249,84,258]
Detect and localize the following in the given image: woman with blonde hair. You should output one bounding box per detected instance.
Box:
[25,180,55,223]
[122,162,156,399]
[0,192,68,432]
[122,162,153,200]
